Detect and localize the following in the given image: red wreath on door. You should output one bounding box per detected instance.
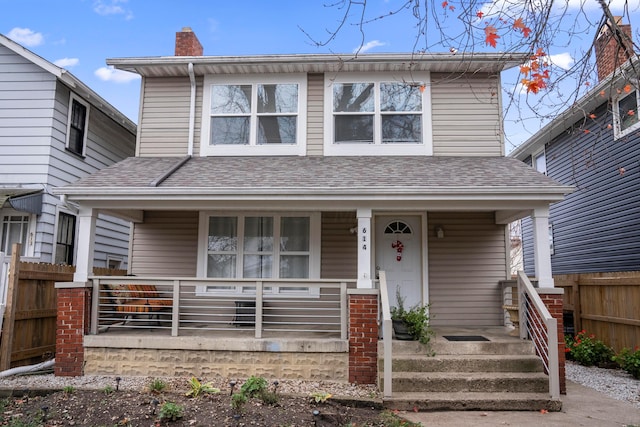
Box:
[391,240,404,261]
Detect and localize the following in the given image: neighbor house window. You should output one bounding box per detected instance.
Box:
[0,214,30,256]
[201,74,307,156]
[324,72,432,156]
[533,150,547,175]
[200,213,319,296]
[614,88,640,139]
[55,212,76,265]
[66,95,89,156]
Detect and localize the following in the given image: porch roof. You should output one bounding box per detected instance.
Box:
[55,156,571,203]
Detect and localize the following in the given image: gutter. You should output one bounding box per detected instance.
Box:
[187,63,196,156]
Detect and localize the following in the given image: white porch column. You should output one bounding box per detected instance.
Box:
[73,207,97,283]
[356,208,373,288]
[532,207,554,288]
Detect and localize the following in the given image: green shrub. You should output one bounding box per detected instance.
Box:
[159,402,183,421]
[613,347,640,379]
[231,392,247,411]
[239,376,267,398]
[185,377,220,398]
[148,378,168,393]
[565,330,614,367]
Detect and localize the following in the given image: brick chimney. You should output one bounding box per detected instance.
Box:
[595,17,634,81]
[175,27,203,56]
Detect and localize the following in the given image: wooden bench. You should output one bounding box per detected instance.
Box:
[103,283,172,323]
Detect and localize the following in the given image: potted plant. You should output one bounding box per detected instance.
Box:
[390,288,434,346]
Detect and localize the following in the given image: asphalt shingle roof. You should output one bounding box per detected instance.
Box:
[62,155,566,194]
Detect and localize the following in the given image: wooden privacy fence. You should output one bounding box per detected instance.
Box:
[555,271,640,352]
[0,244,126,370]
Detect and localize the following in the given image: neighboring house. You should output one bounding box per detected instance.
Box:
[54,29,570,390]
[511,20,639,276]
[0,34,136,269]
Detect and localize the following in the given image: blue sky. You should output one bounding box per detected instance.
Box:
[2,0,638,151]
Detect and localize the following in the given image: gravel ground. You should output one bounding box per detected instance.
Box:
[1,361,637,408]
[565,361,640,408]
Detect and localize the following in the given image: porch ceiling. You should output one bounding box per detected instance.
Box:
[53,156,572,210]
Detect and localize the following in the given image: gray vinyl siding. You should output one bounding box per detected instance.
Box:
[130,211,199,276]
[521,102,640,275]
[321,212,357,279]
[428,212,507,326]
[431,73,503,156]
[0,45,135,266]
[138,76,196,157]
[307,73,323,156]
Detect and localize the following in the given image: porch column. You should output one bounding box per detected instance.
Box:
[356,208,372,288]
[531,207,554,288]
[73,207,97,283]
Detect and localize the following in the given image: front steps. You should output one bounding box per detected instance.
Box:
[379,330,562,411]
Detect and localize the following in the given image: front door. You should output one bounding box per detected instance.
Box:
[376,216,422,310]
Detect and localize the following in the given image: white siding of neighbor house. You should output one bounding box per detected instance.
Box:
[431,73,503,156]
[138,76,202,157]
[428,212,508,326]
[129,211,199,276]
[0,45,135,266]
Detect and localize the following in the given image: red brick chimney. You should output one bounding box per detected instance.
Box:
[595,17,634,81]
[175,27,203,56]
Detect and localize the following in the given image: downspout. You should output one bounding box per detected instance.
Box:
[187,62,196,156]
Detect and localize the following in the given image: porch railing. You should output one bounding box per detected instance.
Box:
[516,271,560,399]
[378,271,393,398]
[90,277,353,339]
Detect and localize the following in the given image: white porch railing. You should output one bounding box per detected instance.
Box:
[516,271,560,399]
[90,277,353,339]
[378,271,393,398]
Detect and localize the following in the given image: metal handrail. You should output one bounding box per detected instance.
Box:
[517,271,560,399]
[378,271,393,398]
[90,276,354,339]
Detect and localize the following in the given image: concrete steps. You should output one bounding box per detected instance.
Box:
[378,329,562,411]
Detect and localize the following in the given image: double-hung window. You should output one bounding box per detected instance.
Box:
[66,94,89,156]
[201,74,307,156]
[199,213,319,296]
[55,212,76,265]
[614,86,640,139]
[0,213,31,256]
[324,72,432,155]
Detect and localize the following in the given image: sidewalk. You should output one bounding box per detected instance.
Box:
[400,381,640,426]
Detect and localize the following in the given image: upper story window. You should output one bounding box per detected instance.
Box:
[66,94,89,156]
[201,74,307,156]
[324,72,432,156]
[533,150,547,175]
[614,87,640,139]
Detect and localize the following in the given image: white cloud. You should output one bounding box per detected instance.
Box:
[567,0,629,11]
[53,57,79,68]
[6,27,44,47]
[94,66,140,83]
[93,0,133,19]
[548,52,574,70]
[353,40,387,53]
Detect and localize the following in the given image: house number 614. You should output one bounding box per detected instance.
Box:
[362,227,368,250]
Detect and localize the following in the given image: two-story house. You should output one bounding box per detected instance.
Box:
[0,34,136,269]
[53,29,570,406]
[512,20,639,277]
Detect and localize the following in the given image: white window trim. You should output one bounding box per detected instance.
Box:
[106,255,124,270]
[613,88,640,140]
[196,211,321,297]
[0,209,36,258]
[532,148,547,175]
[200,73,307,156]
[65,93,90,156]
[323,72,433,156]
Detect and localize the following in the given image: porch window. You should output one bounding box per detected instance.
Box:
[324,72,432,156]
[201,74,307,156]
[55,212,76,265]
[202,214,318,296]
[614,87,640,139]
[0,214,30,256]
